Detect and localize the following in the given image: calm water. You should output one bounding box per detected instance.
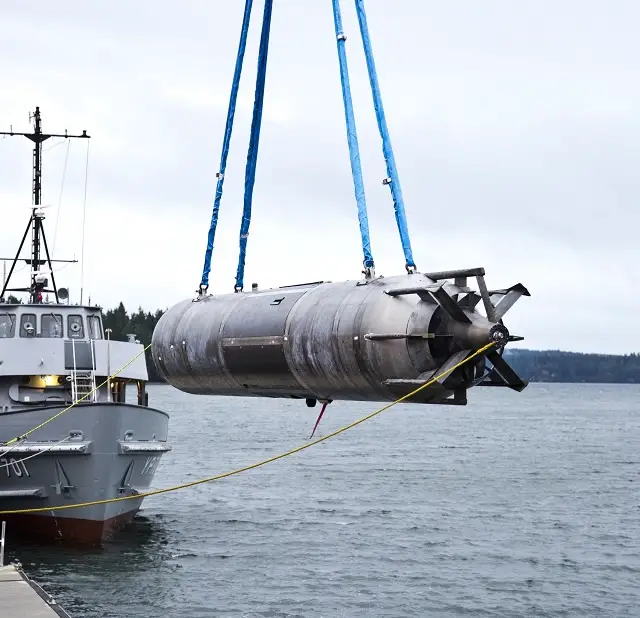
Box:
[7,383,640,617]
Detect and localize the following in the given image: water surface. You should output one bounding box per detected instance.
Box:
[8,383,640,617]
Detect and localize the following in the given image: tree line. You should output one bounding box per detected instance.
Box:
[102,303,166,382]
[503,348,640,384]
[98,303,640,385]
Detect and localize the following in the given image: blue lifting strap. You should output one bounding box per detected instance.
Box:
[332,0,374,274]
[200,0,254,292]
[354,0,417,272]
[234,0,273,293]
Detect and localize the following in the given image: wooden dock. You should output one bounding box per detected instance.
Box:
[1,564,70,617]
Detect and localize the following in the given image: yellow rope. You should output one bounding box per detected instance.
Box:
[2,344,151,447]
[0,342,495,516]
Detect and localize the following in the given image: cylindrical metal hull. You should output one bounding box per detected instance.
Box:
[152,273,515,405]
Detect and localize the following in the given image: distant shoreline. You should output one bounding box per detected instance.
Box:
[503,349,639,384]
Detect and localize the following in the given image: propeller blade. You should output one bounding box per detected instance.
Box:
[427,283,472,324]
[491,283,530,321]
[486,350,528,391]
[458,291,482,310]
[475,274,496,322]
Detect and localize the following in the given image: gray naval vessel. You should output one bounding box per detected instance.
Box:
[0,107,170,545]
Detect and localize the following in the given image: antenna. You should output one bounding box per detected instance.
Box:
[0,107,90,303]
[80,140,90,305]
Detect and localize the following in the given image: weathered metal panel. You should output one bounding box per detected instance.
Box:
[92,340,148,381]
[221,290,306,391]
[284,279,384,400]
[64,340,94,370]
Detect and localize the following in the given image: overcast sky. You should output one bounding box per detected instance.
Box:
[0,1,637,354]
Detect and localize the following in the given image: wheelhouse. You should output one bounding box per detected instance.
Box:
[0,303,149,411]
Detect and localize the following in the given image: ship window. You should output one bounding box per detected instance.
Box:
[41,314,63,338]
[87,315,103,340]
[68,315,85,339]
[20,314,36,338]
[0,313,16,338]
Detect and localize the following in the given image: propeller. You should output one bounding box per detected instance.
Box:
[385,267,530,395]
[424,271,529,392]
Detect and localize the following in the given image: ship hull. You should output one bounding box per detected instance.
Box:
[0,402,170,547]
[2,506,140,546]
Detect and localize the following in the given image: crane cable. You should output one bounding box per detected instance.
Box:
[234,0,273,293]
[0,342,495,516]
[199,0,254,295]
[332,0,374,277]
[354,0,416,273]
[200,0,414,291]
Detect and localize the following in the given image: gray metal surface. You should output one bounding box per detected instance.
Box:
[0,402,169,530]
[1,564,70,617]
[152,269,529,405]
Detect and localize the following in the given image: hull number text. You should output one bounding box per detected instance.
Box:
[1,457,30,478]
[140,456,160,477]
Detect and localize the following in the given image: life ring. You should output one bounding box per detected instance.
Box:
[23,321,34,332]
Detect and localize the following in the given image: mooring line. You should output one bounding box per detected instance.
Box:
[0,342,495,516]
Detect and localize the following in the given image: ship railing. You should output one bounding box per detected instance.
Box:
[0,520,5,567]
[69,338,98,404]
